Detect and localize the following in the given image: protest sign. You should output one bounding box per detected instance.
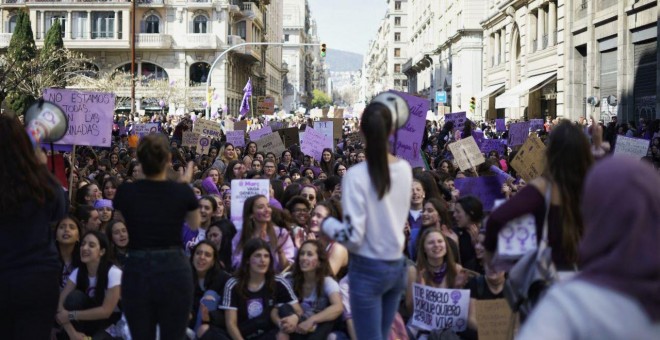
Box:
[234,120,248,132]
[248,126,273,141]
[313,121,334,143]
[510,134,546,181]
[223,119,234,132]
[444,111,468,131]
[268,121,286,131]
[193,119,222,139]
[496,213,538,258]
[507,122,531,147]
[454,176,505,211]
[182,131,200,148]
[389,90,428,168]
[230,179,270,231]
[301,127,331,161]
[334,108,344,118]
[278,127,300,148]
[495,118,506,132]
[529,119,544,132]
[43,88,114,147]
[196,135,212,155]
[471,131,485,147]
[480,139,507,156]
[257,96,275,115]
[133,123,159,137]
[490,165,515,183]
[411,284,470,332]
[226,130,245,147]
[475,299,515,340]
[256,132,286,156]
[448,136,486,171]
[320,118,343,140]
[614,135,650,158]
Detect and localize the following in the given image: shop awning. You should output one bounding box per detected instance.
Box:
[476,83,505,99]
[495,72,557,109]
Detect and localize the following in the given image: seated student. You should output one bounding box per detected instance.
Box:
[55,231,122,340]
[284,240,343,339]
[222,239,302,340]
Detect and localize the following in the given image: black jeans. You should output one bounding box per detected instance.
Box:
[122,249,193,340]
[62,290,120,339]
[0,269,60,340]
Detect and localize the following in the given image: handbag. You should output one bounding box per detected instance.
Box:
[503,183,558,320]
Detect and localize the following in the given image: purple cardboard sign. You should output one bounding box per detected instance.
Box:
[529,119,544,132]
[388,90,428,168]
[226,130,245,147]
[248,126,273,142]
[454,176,505,211]
[444,111,468,131]
[480,139,507,156]
[495,118,506,132]
[490,165,515,183]
[471,131,485,147]
[508,121,531,147]
[43,88,115,147]
[301,127,331,162]
[40,143,74,152]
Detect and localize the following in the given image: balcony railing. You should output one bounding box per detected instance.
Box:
[184,33,217,49]
[136,33,172,48]
[242,2,263,26]
[1,0,25,4]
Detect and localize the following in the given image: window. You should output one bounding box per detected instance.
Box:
[236,21,246,40]
[394,79,401,86]
[190,62,210,84]
[284,34,289,42]
[394,32,401,41]
[394,64,401,73]
[140,62,168,82]
[394,17,401,26]
[144,14,159,34]
[193,15,207,34]
[394,48,401,57]
[72,12,88,39]
[92,12,115,39]
[395,1,401,10]
[8,15,17,33]
[402,79,408,87]
[45,12,66,38]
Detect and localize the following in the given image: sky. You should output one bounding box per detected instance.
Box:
[307,0,387,56]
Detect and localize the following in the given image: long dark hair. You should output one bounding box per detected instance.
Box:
[292,240,332,301]
[235,238,275,298]
[544,120,593,263]
[55,215,82,271]
[76,231,113,307]
[0,115,56,215]
[209,219,236,269]
[190,240,221,290]
[236,195,279,256]
[361,102,393,199]
[319,148,335,176]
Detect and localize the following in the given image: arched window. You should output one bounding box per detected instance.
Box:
[145,14,159,34]
[189,62,210,85]
[8,15,17,34]
[193,15,207,34]
[141,62,168,82]
[77,62,100,79]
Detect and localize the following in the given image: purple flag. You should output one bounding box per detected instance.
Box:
[239,78,252,117]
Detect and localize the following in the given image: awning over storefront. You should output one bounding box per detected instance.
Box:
[476,83,505,99]
[495,72,557,109]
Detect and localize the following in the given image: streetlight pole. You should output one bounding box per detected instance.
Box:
[205,42,321,120]
[130,0,137,115]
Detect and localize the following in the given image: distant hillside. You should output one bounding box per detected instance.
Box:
[325,49,363,72]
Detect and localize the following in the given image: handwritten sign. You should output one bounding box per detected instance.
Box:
[133,123,159,137]
[223,119,234,132]
[448,136,486,171]
[495,118,506,132]
[454,176,505,211]
[234,120,248,132]
[320,118,343,140]
[497,213,538,258]
[256,132,286,156]
[529,119,544,132]
[248,126,273,141]
[507,122,531,147]
[510,134,546,182]
[196,135,212,155]
[257,96,275,115]
[475,299,515,340]
[43,88,114,147]
[182,131,200,148]
[278,127,300,148]
[444,111,468,131]
[411,284,470,332]
[268,121,286,131]
[480,139,507,156]
[389,90,429,168]
[313,121,334,144]
[301,127,331,162]
[614,135,650,158]
[230,179,270,230]
[193,119,222,139]
[226,130,245,147]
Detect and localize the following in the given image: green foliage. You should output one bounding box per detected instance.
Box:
[311,89,332,108]
[6,91,34,117]
[42,18,66,88]
[7,10,36,62]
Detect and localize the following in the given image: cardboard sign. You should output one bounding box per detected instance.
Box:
[389,90,429,168]
[529,119,544,132]
[471,131,485,147]
[497,213,538,258]
[475,299,514,340]
[278,127,300,148]
[614,135,650,158]
[248,126,273,142]
[257,96,275,115]
[454,176,506,211]
[193,119,222,139]
[320,118,343,140]
[196,135,212,155]
[300,127,331,162]
[256,132,286,156]
[510,134,546,182]
[507,122,531,147]
[226,130,245,147]
[480,139,507,156]
[334,108,344,118]
[445,111,468,131]
[448,136,486,171]
[411,284,470,332]
[268,121,286,131]
[495,118,506,132]
[313,121,334,143]
[234,120,248,132]
[43,88,114,147]
[223,119,234,132]
[230,179,270,231]
[133,123,159,137]
[181,131,200,148]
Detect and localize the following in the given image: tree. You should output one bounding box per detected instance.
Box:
[311,88,332,108]
[42,18,66,88]
[5,10,37,115]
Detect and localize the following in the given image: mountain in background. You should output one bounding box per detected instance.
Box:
[324,49,363,72]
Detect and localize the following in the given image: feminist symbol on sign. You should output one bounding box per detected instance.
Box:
[450,291,462,305]
[199,137,210,154]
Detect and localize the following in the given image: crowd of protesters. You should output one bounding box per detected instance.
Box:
[1,104,659,340]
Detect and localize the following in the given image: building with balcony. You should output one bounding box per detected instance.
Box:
[0,0,283,116]
[282,0,310,112]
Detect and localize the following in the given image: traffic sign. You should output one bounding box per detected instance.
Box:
[436,91,447,104]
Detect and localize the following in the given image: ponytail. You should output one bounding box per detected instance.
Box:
[360,103,393,199]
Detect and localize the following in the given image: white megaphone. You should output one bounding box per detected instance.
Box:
[24,100,69,146]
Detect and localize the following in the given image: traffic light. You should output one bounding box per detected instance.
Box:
[469,97,476,112]
[321,43,327,57]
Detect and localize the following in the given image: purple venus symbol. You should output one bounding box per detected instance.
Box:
[450,291,461,305]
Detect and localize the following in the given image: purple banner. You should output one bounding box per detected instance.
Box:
[508,121,531,147]
[248,126,273,142]
[301,127,331,162]
[490,165,515,183]
[454,176,506,211]
[495,118,506,132]
[479,139,507,156]
[43,88,115,147]
[529,119,544,132]
[471,131,485,147]
[226,130,245,147]
[445,111,468,131]
[388,90,428,168]
[40,143,74,152]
